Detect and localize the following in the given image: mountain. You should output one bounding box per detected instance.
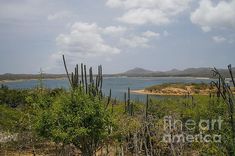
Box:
[123,67,154,76]
[1,67,235,81]
[120,67,235,78]
[164,69,181,75]
[169,67,214,77]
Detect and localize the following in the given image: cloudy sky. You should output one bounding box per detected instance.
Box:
[0,0,235,74]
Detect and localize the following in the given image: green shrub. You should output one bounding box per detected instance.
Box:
[35,88,112,156]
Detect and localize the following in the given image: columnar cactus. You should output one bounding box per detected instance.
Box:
[62,55,104,98]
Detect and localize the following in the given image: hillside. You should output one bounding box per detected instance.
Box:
[1,67,235,81]
[123,67,154,75]
[120,67,235,78]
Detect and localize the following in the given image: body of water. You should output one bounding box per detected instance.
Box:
[1,77,214,101]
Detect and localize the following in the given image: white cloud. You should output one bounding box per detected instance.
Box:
[48,11,73,20]
[106,0,190,12]
[212,36,226,43]
[118,8,170,25]
[102,26,126,35]
[120,30,161,48]
[191,0,235,31]
[55,22,120,59]
[106,0,191,25]
[142,31,160,38]
[120,36,149,48]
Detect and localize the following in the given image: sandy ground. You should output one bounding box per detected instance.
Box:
[131,89,192,96]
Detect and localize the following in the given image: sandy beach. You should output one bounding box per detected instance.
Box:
[131,89,196,96]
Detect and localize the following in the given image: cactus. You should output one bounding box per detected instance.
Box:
[75,64,79,86]
[124,92,127,113]
[145,94,149,120]
[99,65,103,93]
[126,87,134,116]
[84,65,88,94]
[106,89,112,109]
[81,63,84,90]
[89,67,93,84]
[95,65,103,95]
[212,67,235,154]
[131,102,134,116]
[71,72,74,87]
[228,64,235,87]
[128,87,131,115]
[62,55,104,98]
[62,55,72,87]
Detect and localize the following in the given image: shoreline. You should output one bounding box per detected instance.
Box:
[0,76,212,83]
[0,76,212,84]
[0,77,67,83]
[131,89,210,96]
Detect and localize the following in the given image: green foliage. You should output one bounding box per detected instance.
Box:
[0,105,22,131]
[0,85,235,155]
[35,88,112,155]
[0,85,28,107]
[145,82,214,94]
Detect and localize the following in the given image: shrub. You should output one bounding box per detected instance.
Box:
[35,88,112,156]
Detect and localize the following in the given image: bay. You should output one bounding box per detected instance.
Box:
[1,77,214,101]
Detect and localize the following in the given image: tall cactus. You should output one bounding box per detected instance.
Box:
[228,64,235,87]
[124,92,127,113]
[131,102,134,116]
[62,55,104,98]
[106,89,112,109]
[212,66,235,155]
[89,67,93,84]
[71,72,74,87]
[145,94,149,120]
[127,88,131,115]
[62,55,72,87]
[84,65,88,94]
[128,88,130,115]
[99,66,103,93]
[81,63,84,89]
[75,64,79,86]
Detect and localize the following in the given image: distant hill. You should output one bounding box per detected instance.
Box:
[1,67,235,81]
[119,67,235,78]
[164,69,181,75]
[123,68,154,76]
[0,73,66,81]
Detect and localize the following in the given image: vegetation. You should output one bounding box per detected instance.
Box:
[146,82,211,91]
[1,59,235,156]
[144,82,235,95]
[35,89,112,156]
[0,86,233,155]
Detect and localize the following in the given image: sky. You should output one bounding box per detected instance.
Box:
[0,0,235,74]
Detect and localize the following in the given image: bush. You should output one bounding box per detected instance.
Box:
[35,88,112,156]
